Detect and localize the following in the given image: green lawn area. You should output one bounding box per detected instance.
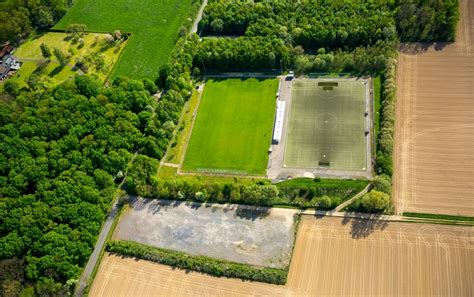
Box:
[1,32,125,91]
[182,78,278,175]
[54,0,197,79]
[166,90,201,164]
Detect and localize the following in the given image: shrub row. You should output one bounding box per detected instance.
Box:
[376,57,397,178]
[133,178,368,210]
[106,240,288,285]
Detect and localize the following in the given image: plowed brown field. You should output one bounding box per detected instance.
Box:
[90,216,474,297]
[394,0,474,216]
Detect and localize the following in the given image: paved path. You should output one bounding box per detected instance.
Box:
[74,158,138,296]
[334,184,371,212]
[191,0,207,35]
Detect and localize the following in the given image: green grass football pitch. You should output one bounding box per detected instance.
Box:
[55,0,195,79]
[284,79,368,171]
[182,78,278,175]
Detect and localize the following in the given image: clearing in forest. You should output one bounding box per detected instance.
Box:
[54,0,195,79]
[182,78,278,175]
[284,78,368,171]
[1,32,125,90]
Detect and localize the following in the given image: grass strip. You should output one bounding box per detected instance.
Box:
[106,240,288,285]
[403,212,474,222]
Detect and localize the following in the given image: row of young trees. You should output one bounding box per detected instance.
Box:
[0,74,174,295]
[126,177,367,210]
[0,0,73,45]
[199,0,459,47]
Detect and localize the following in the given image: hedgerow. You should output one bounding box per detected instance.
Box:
[106,240,288,285]
[131,177,368,210]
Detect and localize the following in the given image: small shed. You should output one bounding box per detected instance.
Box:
[0,64,10,80]
[0,44,13,60]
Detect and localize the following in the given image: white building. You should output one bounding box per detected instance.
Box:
[272,100,286,144]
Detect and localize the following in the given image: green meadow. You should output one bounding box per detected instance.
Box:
[183,78,278,175]
[55,0,198,79]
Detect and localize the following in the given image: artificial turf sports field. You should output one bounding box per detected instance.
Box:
[182,78,278,175]
[55,0,195,79]
[284,79,367,171]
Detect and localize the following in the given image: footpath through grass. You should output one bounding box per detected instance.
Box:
[183,78,278,175]
[55,0,196,79]
[403,212,474,222]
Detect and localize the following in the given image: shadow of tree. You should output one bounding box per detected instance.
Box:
[399,42,450,55]
[235,205,270,221]
[341,212,389,239]
[48,65,65,77]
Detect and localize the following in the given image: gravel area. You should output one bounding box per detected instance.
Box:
[114,198,296,268]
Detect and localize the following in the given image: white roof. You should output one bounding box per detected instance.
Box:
[273,101,286,143]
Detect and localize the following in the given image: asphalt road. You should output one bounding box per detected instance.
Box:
[191,0,207,35]
[74,196,121,296]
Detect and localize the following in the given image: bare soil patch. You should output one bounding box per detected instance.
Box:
[91,216,473,296]
[394,0,474,216]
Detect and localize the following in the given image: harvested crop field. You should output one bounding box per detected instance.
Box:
[394,0,474,216]
[114,198,296,268]
[91,216,474,296]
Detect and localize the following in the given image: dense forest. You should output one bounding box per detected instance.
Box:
[199,0,459,46]
[0,0,73,45]
[199,1,396,49]
[0,29,199,294]
[0,0,461,294]
[0,75,164,295]
[395,0,460,41]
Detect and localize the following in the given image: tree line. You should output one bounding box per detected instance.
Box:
[0,0,73,45]
[126,176,368,211]
[107,240,288,285]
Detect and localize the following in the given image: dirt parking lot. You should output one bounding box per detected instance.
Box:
[393,0,474,216]
[114,198,296,268]
[92,216,474,296]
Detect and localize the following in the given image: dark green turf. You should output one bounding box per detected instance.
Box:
[285,79,367,170]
